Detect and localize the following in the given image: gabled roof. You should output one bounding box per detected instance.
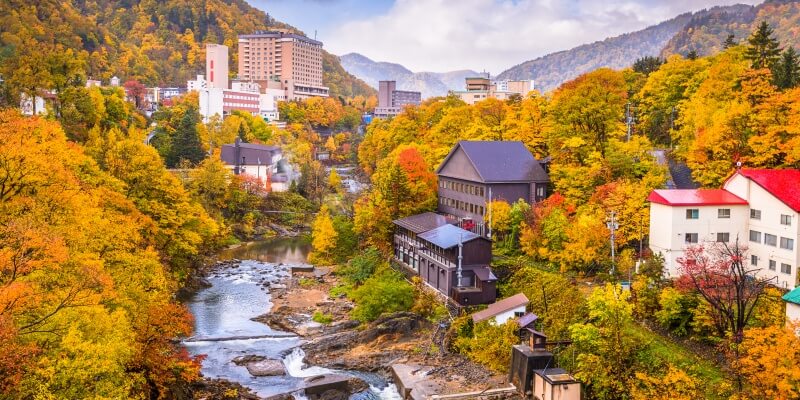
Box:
[647,189,748,206]
[418,224,482,249]
[471,293,529,323]
[517,312,539,328]
[436,141,549,183]
[220,142,281,166]
[393,212,456,234]
[735,169,800,212]
[783,287,800,305]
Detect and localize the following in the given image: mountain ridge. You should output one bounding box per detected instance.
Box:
[339,52,479,98]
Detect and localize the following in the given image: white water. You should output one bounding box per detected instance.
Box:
[284,348,403,400]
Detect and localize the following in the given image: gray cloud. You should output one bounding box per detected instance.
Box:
[325,0,762,73]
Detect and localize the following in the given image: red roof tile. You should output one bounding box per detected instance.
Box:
[736,169,800,212]
[647,189,748,206]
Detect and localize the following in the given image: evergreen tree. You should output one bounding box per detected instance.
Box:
[723,34,737,49]
[745,21,782,69]
[167,108,205,167]
[773,47,800,89]
[632,56,664,76]
[686,50,698,60]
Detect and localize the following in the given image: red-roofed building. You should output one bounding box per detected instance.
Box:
[648,168,800,288]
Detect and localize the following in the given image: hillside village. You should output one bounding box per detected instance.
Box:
[3,1,800,400]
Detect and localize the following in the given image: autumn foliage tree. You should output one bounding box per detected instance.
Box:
[0,111,210,398]
[676,241,773,342]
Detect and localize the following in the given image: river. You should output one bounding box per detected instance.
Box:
[183,237,402,399]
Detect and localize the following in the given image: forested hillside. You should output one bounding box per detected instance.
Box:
[498,0,800,92]
[496,12,694,91]
[0,0,373,98]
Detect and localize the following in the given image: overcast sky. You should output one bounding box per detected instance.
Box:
[251,0,762,74]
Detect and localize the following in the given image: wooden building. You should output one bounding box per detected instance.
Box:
[393,214,497,305]
[436,141,549,224]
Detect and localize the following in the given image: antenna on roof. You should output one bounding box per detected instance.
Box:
[314,30,317,40]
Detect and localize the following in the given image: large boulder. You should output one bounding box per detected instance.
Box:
[246,359,286,376]
[232,355,286,377]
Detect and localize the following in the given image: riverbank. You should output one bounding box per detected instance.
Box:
[185,238,403,400]
[258,265,510,398]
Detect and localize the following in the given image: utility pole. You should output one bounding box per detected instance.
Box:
[487,187,493,239]
[457,234,463,288]
[669,106,676,149]
[607,211,619,276]
[625,103,634,142]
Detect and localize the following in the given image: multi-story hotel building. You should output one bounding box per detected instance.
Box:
[237,30,329,100]
[374,80,422,118]
[648,169,800,289]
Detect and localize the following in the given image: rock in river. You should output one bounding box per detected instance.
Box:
[233,356,286,377]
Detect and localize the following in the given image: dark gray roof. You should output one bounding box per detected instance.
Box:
[437,141,549,183]
[517,312,539,328]
[393,212,456,234]
[473,267,497,282]
[220,142,281,166]
[418,224,481,249]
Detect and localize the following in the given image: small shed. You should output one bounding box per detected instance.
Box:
[532,368,580,400]
[783,287,800,324]
[471,293,529,325]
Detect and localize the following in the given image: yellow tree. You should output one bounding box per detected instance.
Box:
[310,205,337,265]
[738,324,800,399]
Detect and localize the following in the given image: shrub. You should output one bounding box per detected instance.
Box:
[349,268,414,322]
[655,287,697,336]
[312,311,333,325]
[337,247,382,285]
[453,320,519,373]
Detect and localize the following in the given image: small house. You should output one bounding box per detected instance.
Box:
[471,293,529,325]
[220,139,294,192]
[783,287,800,324]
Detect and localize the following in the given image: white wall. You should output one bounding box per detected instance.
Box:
[199,88,224,122]
[787,302,800,323]
[725,174,800,288]
[493,305,526,325]
[649,203,748,277]
[533,374,580,400]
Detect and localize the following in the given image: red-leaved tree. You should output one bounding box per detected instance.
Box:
[676,239,774,343]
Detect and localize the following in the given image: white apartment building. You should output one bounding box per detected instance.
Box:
[648,169,800,289]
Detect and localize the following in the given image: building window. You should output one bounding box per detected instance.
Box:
[781,263,792,275]
[749,230,761,243]
[770,260,777,271]
[751,255,758,266]
[685,233,698,244]
[686,209,699,219]
[718,209,731,219]
[781,237,794,250]
[717,232,730,242]
[765,233,778,247]
[781,214,792,226]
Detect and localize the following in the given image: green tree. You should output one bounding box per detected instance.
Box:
[571,284,641,399]
[724,33,738,49]
[745,21,782,70]
[773,47,800,89]
[350,268,414,322]
[632,56,664,76]
[167,108,206,168]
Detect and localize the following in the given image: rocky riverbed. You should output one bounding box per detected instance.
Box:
[183,238,403,400]
[259,268,508,397]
